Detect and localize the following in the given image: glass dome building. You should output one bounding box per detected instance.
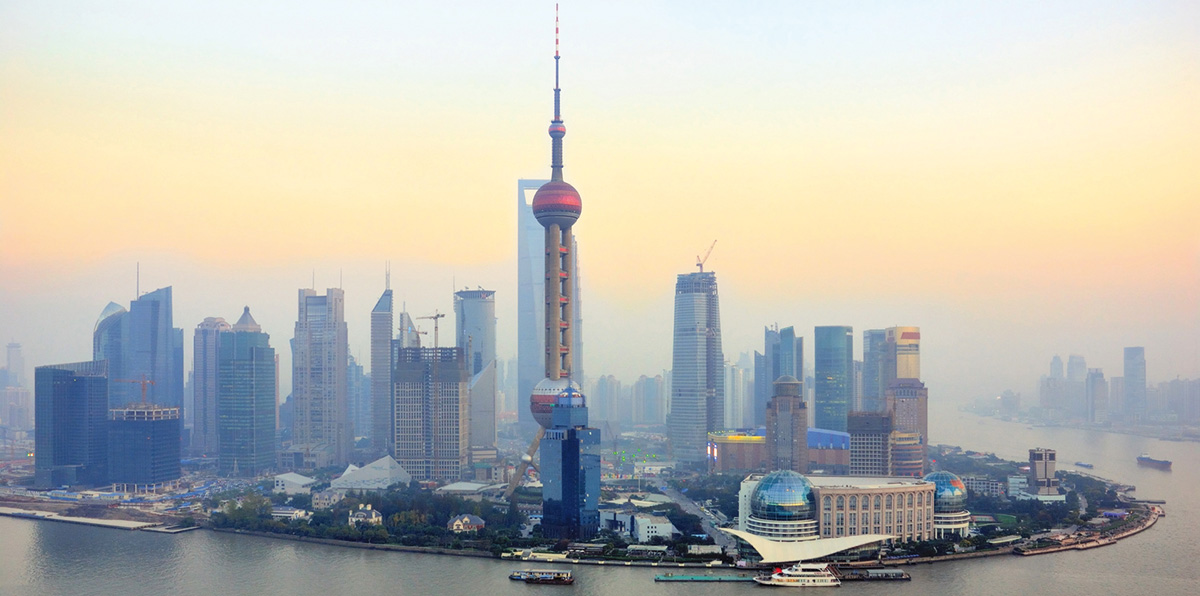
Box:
[745,470,818,542]
[923,471,970,539]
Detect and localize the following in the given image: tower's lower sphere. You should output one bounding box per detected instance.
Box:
[530,378,580,428]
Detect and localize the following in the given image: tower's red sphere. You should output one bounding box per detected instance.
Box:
[548,122,567,138]
[532,180,582,228]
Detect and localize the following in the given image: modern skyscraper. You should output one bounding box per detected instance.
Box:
[455,289,497,449]
[725,361,749,429]
[1050,355,1064,379]
[632,374,665,425]
[217,307,276,477]
[370,286,394,454]
[394,347,468,481]
[668,271,725,465]
[108,404,181,492]
[765,376,807,473]
[753,326,781,427]
[1029,448,1059,496]
[347,354,370,444]
[814,326,853,432]
[886,378,929,447]
[881,326,920,390]
[847,412,892,476]
[93,287,184,411]
[34,361,109,488]
[193,316,230,455]
[861,329,887,413]
[1124,347,1146,421]
[292,288,351,467]
[779,326,803,380]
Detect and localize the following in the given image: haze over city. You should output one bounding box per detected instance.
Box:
[2,1,1198,403]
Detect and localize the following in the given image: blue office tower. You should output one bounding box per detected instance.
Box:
[34,361,109,488]
[814,326,854,433]
[540,386,600,540]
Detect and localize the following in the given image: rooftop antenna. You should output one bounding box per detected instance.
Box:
[385,261,391,291]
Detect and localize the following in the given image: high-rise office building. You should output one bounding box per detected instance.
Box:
[779,326,803,380]
[814,326,853,432]
[883,327,920,382]
[291,288,351,467]
[370,286,394,453]
[632,374,665,425]
[34,361,109,488]
[1085,368,1108,425]
[668,271,725,465]
[524,18,599,540]
[93,287,184,411]
[765,376,807,473]
[455,289,497,449]
[1065,354,1088,418]
[394,347,468,481]
[1050,355,1064,379]
[217,307,276,477]
[347,355,370,444]
[888,431,925,477]
[1028,448,1059,496]
[725,362,749,429]
[753,326,784,427]
[861,329,886,412]
[193,317,230,455]
[886,378,928,447]
[108,404,181,492]
[1124,347,1146,421]
[847,412,891,476]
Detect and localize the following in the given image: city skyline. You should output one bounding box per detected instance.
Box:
[2,2,1198,406]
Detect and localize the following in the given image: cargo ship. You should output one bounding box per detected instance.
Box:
[1074,462,1094,469]
[509,570,574,585]
[1136,454,1172,470]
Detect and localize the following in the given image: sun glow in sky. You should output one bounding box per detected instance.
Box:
[2,1,1198,401]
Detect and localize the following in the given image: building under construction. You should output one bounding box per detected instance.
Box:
[393,347,468,482]
[108,404,181,493]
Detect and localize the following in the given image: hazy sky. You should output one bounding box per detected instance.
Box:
[2,1,1198,403]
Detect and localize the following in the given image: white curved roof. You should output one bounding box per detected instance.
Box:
[721,528,893,564]
[331,455,411,490]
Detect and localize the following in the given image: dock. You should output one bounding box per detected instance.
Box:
[654,574,755,582]
[0,506,158,530]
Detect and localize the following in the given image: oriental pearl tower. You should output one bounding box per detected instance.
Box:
[528,8,584,428]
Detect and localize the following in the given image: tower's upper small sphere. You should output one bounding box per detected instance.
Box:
[532,180,582,228]
[750,470,815,521]
[923,470,968,513]
[548,122,566,139]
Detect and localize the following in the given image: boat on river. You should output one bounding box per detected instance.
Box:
[753,563,840,587]
[509,569,574,585]
[1136,454,1172,470]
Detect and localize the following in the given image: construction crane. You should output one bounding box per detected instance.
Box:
[416,311,446,348]
[503,427,546,500]
[115,374,155,406]
[696,239,717,272]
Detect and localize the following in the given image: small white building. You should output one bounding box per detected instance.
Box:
[632,514,679,543]
[271,506,312,521]
[274,472,317,495]
[447,513,486,533]
[349,504,383,526]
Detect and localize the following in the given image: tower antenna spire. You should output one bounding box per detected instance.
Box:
[549,3,565,181]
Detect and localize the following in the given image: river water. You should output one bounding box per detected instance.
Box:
[2,408,1196,596]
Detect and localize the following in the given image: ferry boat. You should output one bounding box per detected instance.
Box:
[1136,454,1172,471]
[753,563,841,588]
[1074,462,1094,469]
[509,569,574,585]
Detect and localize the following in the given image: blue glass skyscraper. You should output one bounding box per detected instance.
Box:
[540,387,600,540]
[34,360,109,488]
[218,307,276,477]
[92,287,183,411]
[814,326,853,432]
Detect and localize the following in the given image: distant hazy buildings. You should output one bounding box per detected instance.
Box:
[393,347,468,481]
[193,316,230,455]
[1085,368,1109,425]
[34,361,109,488]
[667,271,725,466]
[93,287,184,411]
[455,289,497,450]
[1124,347,1146,421]
[632,374,665,425]
[217,308,276,477]
[814,326,853,433]
[753,326,781,427]
[765,376,807,473]
[290,288,351,468]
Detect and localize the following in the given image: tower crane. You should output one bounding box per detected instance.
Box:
[115,374,155,406]
[416,311,446,349]
[696,239,717,272]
